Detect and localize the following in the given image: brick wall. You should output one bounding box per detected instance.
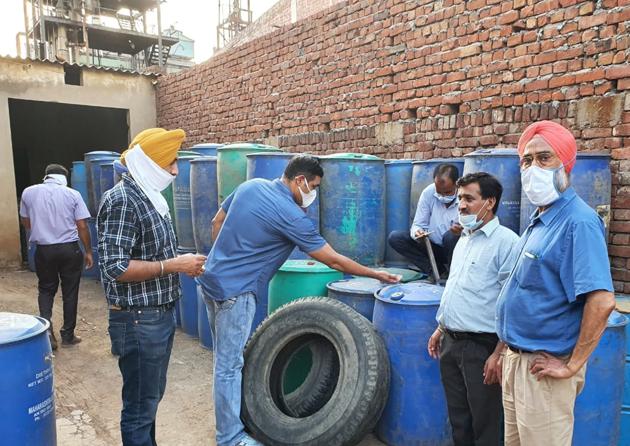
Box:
[221,0,345,51]
[157,0,630,292]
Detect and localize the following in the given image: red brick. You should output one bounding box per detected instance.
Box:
[614,124,630,136]
[578,14,609,29]
[606,65,630,79]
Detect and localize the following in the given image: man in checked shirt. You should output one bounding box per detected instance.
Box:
[98,128,206,446]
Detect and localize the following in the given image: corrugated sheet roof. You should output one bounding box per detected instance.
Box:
[0,54,160,77]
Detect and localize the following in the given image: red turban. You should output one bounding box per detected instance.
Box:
[517,121,577,173]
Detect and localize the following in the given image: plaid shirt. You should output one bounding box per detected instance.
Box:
[97,174,180,307]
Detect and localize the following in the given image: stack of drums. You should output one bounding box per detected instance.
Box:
[573,310,627,446]
[519,152,612,234]
[246,152,320,260]
[319,153,386,266]
[268,260,343,393]
[0,312,57,445]
[463,149,521,234]
[409,158,464,224]
[373,282,451,445]
[217,143,282,203]
[384,160,414,267]
[326,277,386,321]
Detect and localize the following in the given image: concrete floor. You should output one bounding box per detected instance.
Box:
[0,269,384,446]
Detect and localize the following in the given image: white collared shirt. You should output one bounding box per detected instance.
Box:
[436,217,520,333]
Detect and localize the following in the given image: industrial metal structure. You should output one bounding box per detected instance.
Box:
[216,0,252,51]
[21,0,192,73]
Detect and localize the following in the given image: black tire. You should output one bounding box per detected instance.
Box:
[242,297,390,446]
[282,338,340,418]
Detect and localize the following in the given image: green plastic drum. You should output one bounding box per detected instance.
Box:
[217,143,282,203]
[268,260,343,393]
[268,260,343,314]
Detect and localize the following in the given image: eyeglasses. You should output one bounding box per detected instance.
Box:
[519,151,558,169]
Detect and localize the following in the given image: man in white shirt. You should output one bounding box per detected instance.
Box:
[427,172,519,446]
[388,163,462,277]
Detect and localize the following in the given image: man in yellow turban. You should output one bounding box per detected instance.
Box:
[97,127,206,446]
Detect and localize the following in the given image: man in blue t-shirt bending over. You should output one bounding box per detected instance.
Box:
[197,154,399,446]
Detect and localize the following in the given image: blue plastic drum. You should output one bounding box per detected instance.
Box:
[191,143,223,157]
[385,160,414,267]
[374,282,450,445]
[463,149,521,234]
[70,161,89,207]
[574,310,627,446]
[178,249,199,338]
[326,277,386,321]
[319,153,386,266]
[84,151,118,216]
[190,157,219,255]
[0,312,56,445]
[173,152,200,251]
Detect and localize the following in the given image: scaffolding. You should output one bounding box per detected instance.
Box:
[21,0,181,72]
[216,0,252,51]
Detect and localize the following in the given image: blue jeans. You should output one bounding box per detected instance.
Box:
[108,306,176,446]
[203,291,256,446]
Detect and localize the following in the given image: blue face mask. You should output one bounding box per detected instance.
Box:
[434,192,456,204]
[458,200,490,232]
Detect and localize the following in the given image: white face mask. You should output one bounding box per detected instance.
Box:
[434,192,457,204]
[458,200,489,232]
[521,165,568,207]
[298,177,317,208]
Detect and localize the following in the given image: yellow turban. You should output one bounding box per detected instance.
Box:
[121,128,186,168]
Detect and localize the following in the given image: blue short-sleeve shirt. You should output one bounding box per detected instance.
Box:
[495,187,614,355]
[197,178,326,301]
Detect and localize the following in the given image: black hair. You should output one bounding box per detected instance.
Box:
[433,163,459,185]
[284,155,324,181]
[456,172,503,214]
[45,164,68,177]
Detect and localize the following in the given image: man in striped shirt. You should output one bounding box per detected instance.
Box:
[98,128,206,446]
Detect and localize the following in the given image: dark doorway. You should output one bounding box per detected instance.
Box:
[9,99,129,263]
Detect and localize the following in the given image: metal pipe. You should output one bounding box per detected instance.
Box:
[31,0,38,58]
[156,0,163,67]
[38,0,46,59]
[423,236,441,284]
[23,0,31,58]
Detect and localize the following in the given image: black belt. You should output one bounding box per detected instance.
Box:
[444,328,498,342]
[109,301,177,312]
[507,345,534,354]
[36,241,79,247]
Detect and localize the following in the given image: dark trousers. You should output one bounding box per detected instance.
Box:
[34,241,83,340]
[439,331,502,446]
[108,307,176,446]
[387,230,459,275]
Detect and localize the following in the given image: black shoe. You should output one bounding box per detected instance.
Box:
[61,335,82,347]
[49,333,58,351]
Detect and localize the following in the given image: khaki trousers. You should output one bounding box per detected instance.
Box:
[502,348,586,446]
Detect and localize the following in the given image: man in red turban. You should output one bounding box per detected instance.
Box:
[495,120,615,445]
